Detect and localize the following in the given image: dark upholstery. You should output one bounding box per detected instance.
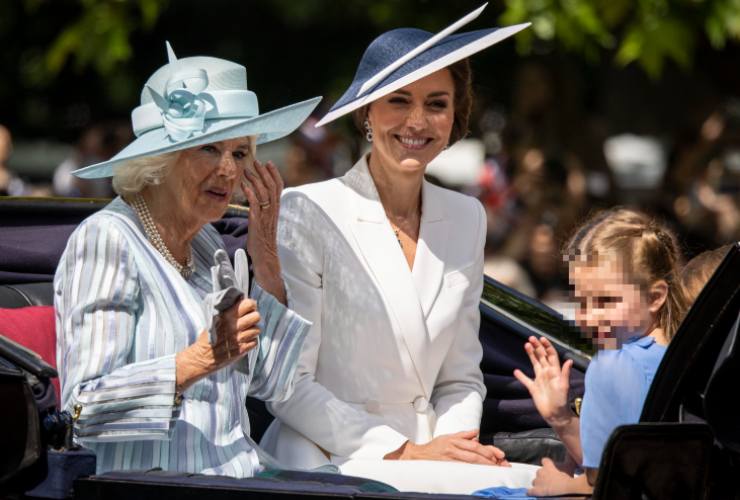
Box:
[0,283,55,308]
[593,423,714,500]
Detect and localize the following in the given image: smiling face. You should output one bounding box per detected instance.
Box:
[570,255,652,350]
[366,68,455,174]
[159,137,255,226]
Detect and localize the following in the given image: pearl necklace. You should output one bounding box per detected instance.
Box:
[130,194,194,279]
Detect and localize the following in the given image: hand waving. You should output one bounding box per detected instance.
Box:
[514,336,573,426]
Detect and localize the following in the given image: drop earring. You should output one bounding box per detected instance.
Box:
[363,119,373,143]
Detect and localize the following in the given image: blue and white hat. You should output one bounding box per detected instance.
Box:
[315,3,529,128]
[74,43,322,179]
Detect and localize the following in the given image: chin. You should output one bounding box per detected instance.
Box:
[201,204,229,223]
[399,158,425,170]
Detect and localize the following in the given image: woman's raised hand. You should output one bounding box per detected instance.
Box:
[241,159,286,303]
[385,430,510,466]
[513,336,573,426]
[176,298,261,393]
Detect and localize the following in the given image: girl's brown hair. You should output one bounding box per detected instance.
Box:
[351,58,474,146]
[565,208,689,341]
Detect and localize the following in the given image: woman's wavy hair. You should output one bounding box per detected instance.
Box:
[111,136,256,199]
[351,58,474,146]
[111,152,180,197]
[564,208,690,341]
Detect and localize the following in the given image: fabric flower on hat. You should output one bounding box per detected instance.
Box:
[148,68,214,142]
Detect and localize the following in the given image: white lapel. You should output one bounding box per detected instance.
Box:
[412,180,449,322]
[340,157,432,397]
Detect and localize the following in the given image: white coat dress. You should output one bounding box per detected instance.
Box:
[260,156,537,493]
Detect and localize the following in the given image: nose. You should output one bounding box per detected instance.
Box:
[217,151,238,179]
[405,103,426,129]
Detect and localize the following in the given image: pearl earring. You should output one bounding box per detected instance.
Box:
[363,119,373,143]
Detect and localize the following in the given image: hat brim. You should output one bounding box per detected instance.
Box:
[316,24,529,128]
[73,96,321,179]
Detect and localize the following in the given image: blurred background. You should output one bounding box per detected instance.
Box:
[1,0,739,309]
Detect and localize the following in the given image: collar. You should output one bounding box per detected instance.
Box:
[626,335,657,349]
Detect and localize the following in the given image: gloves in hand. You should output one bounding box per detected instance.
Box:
[203,249,251,344]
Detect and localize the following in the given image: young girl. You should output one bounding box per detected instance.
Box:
[514,208,689,495]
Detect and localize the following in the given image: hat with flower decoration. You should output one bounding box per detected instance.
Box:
[315,3,529,128]
[73,43,321,178]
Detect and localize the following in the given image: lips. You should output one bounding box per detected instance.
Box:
[394,134,432,150]
[205,188,228,201]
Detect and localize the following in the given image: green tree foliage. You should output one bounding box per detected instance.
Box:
[18,0,740,83]
[500,0,740,78]
[24,0,167,81]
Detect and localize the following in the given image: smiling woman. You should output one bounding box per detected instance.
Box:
[260,5,536,495]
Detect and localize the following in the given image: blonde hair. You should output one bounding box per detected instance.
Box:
[565,208,689,341]
[112,152,180,197]
[681,244,731,303]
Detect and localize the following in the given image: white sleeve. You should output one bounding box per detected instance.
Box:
[431,199,486,437]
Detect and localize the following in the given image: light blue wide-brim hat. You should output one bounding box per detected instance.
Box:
[73,43,322,179]
[315,3,529,127]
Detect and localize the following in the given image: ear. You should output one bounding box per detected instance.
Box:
[647,279,669,314]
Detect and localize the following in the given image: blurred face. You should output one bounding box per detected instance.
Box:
[163,137,254,225]
[570,256,651,350]
[367,68,455,174]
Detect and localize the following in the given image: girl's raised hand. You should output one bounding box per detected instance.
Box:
[514,336,573,426]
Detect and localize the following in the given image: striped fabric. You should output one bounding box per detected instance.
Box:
[54,197,310,477]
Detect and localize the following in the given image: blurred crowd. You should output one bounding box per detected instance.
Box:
[2,63,738,307]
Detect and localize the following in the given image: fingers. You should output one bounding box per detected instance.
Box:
[541,337,562,367]
[453,429,478,439]
[244,161,270,204]
[513,368,534,391]
[524,341,541,375]
[265,160,284,194]
[254,160,277,198]
[489,445,507,461]
[532,338,548,366]
[244,160,282,211]
[237,298,257,316]
[562,358,573,382]
[236,328,260,346]
[455,440,506,462]
[236,311,261,332]
[242,180,259,211]
[450,448,498,465]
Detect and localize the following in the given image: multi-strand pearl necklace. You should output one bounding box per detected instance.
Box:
[130,194,195,279]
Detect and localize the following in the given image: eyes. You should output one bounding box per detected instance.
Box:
[577,296,623,311]
[387,95,449,110]
[199,144,250,161]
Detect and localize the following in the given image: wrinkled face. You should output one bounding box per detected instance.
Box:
[164,137,254,224]
[570,256,651,350]
[367,68,455,173]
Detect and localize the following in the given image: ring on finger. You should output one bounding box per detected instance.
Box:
[259,201,271,209]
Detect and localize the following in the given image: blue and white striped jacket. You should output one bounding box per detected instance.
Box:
[54,197,310,477]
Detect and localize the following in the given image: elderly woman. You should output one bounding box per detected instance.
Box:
[260,6,538,494]
[55,44,320,477]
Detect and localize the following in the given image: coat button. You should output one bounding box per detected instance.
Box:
[413,396,429,413]
[365,400,381,414]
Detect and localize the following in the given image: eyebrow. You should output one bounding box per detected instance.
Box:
[390,90,451,98]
